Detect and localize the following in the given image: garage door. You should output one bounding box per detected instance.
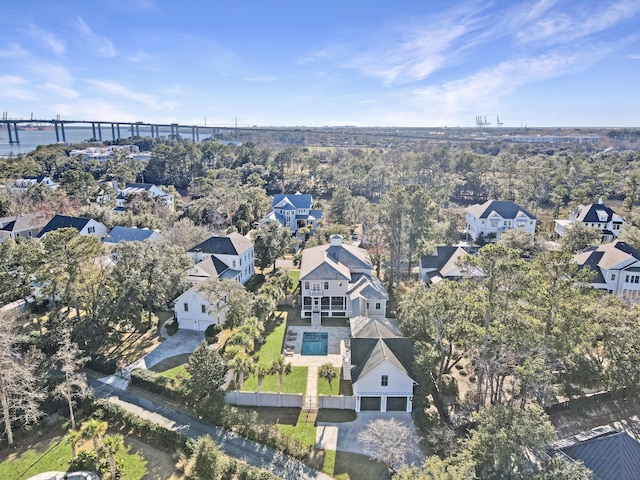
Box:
[387,397,407,411]
[197,320,213,331]
[360,396,382,411]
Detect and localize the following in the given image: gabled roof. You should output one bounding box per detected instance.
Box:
[559,431,640,480]
[272,193,312,210]
[466,200,536,220]
[0,213,49,233]
[37,215,93,237]
[186,255,230,283]
[350,337,414,383]
[350,316,400,338]
[574,242,640,275]
[103,226,164,244]
[300,236,371,280]
[125,183,154,191]
[348,274,389,300]
[571,203,624,224]
[189,232,253,256]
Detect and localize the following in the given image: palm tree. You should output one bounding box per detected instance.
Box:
[228,355,254,390]
[101,433,124,480]
[319,363,337,395]
[238,316,265,352]
[271,357,292,392]
[81,418,107,451]
[66,429,82,461]
[255,365,271,392]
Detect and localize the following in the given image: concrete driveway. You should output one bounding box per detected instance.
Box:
[98,329,204,389]
[318,411,424,467]
[130,329,204,370]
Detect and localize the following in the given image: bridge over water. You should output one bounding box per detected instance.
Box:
[0,118,239,145]
[0,117,466,148]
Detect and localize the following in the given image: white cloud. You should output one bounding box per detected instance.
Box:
[86,79,176,110]
[43,83,79,99]
[244,75,277,82]
[0,43,29,58]
[516,0,640,45]
[27,23,65,56]
[408,45,616,125]
[0,75,37,101]
[29,63,73,85]
[338,5,490,84]
[77,17,118,57]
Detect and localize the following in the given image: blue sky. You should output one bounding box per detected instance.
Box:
[1,0,639,127]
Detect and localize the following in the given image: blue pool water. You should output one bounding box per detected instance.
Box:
[301,332,328,356]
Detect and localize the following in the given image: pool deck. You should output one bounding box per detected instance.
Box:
[282,325,350,369]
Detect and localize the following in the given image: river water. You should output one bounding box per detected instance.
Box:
[0,127,98,156]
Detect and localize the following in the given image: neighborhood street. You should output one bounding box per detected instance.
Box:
[88,378,333,480]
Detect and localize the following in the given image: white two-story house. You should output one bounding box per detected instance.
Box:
[188,232,254,285]
[299,235,388,324]
[114,183,174,212]
[260,193,323,234]
[574,241,640,302]
[465,200,537,242]
[555,200,625,242]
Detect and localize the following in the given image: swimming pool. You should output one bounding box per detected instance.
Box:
[301,332,328,356]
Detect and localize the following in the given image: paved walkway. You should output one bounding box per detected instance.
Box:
[89,378,332,480]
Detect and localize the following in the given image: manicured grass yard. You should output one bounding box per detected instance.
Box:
[158,364,190,381]
[242,366,308,394]
[252,310,288,367]
[0,436,147,480]
[288,269,300,293]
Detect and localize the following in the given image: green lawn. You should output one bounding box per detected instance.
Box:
[0,436,147,480]
[252,310,287,367]
[288,269,300,293]
[158,364,190,381]
[317,366,340,395]
[277,410,317,447]
[242,366,308,394]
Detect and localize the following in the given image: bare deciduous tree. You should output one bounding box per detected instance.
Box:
[357,418,414,474]
[0,314,45,445]
[52,330,90,430]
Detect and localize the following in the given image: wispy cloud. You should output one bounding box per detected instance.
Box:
[409,44,616,124]
[27,23,65,56]
[244,75,277,82]
[314,3,491,85]
[516,0,640,45]
[87,79,175,110]
[0,43,29,58]
[77,17,118,57]
[0,75,36,101]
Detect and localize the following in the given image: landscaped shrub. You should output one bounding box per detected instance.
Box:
[130,368,185,401]
[165,318,179,336]
[205,324,223,343]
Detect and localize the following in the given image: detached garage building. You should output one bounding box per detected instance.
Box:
[349,317,416,412]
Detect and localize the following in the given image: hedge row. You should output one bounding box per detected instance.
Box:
[129,368,185,401]
[90,399,281,480]
[89,398,190,453]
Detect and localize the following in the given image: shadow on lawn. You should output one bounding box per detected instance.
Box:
[333,451,390,480]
